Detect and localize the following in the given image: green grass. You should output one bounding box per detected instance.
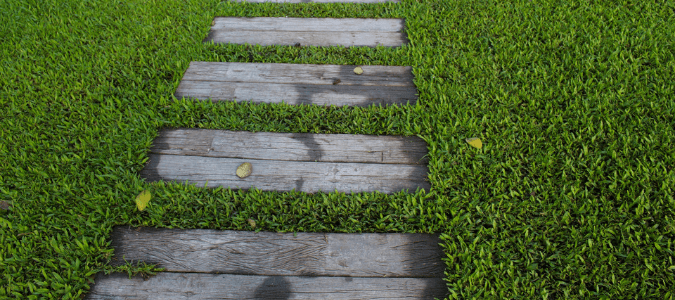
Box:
[1,0,674,298]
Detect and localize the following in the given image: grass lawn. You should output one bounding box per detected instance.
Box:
[1,0,674,298]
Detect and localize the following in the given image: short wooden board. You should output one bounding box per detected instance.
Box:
[205,17,407,47]
[140,129,430,193]
[109,226,445,277]
[175,62,418,106]
[87,273,448,300]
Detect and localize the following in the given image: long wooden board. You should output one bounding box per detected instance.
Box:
[87,273,448,300]
[110,226,445,277]
[175,62,417,106]
[141,129,429,193]
[205,17,407,47]
[150,129,428,164]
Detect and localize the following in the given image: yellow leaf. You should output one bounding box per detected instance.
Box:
[465,137,482,149]
[135,190,151,211]
[247,219,256,229]
[353,66,363,75]
[236,162,252,178]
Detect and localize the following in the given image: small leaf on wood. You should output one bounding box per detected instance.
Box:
[465,138,482,149]
[236,162,253,178]
[247,219,256,229]
[353,67,363,75]
[135,190,152,211]
[0,201,11,210]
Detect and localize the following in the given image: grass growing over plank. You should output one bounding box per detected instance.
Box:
[1,0,674,298]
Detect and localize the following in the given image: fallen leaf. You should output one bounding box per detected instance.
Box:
[135,190,152,211]
[0,201,11,210]
[237,162,252,178]
[465,137,483,149]
[247,219,256,229]
[353,66,363,75]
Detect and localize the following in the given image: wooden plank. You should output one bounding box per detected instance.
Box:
[150,129,428,165]
[110,226,445,278]
[175,62,417,106]
[205,18,407,47]
[140,154,429,193]
[175,81,417,106]
[206,30,405,47]
[87,273,448,300]
[180,62,415,87]
[210,17,404,33]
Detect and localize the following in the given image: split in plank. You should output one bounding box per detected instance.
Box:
[140,129,430,193]
[87,273,447,300]
[175,62,418,106]
[109,226,445,277]
[204,17,408,47]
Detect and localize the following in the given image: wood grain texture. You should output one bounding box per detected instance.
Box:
[175,81,417,106]
[180,62,414,86]
[205,18,407,47]
[210,17,403,33]
[149,129,428,165]
[175,62,417,106]
[86,273,448,300]
[206,30,405,47]
[140,154,429,193]
[110,226,445,278]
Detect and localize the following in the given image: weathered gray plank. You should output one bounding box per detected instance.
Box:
[175,62,417,106]
[150,129,428,165]
[234,0,398,3]
[87,273,448,300]
[210,17,403,33]
[205,18,407,47]
[206,30,405,47]
[140,154,429,193]
[180,62,414,86]
[110,226,445,278]
[175,81,417,106]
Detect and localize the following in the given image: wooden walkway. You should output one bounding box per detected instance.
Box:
[87,227,448,299]
[89,2,446,298]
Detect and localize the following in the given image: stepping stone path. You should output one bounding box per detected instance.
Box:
[89,5,447,299]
